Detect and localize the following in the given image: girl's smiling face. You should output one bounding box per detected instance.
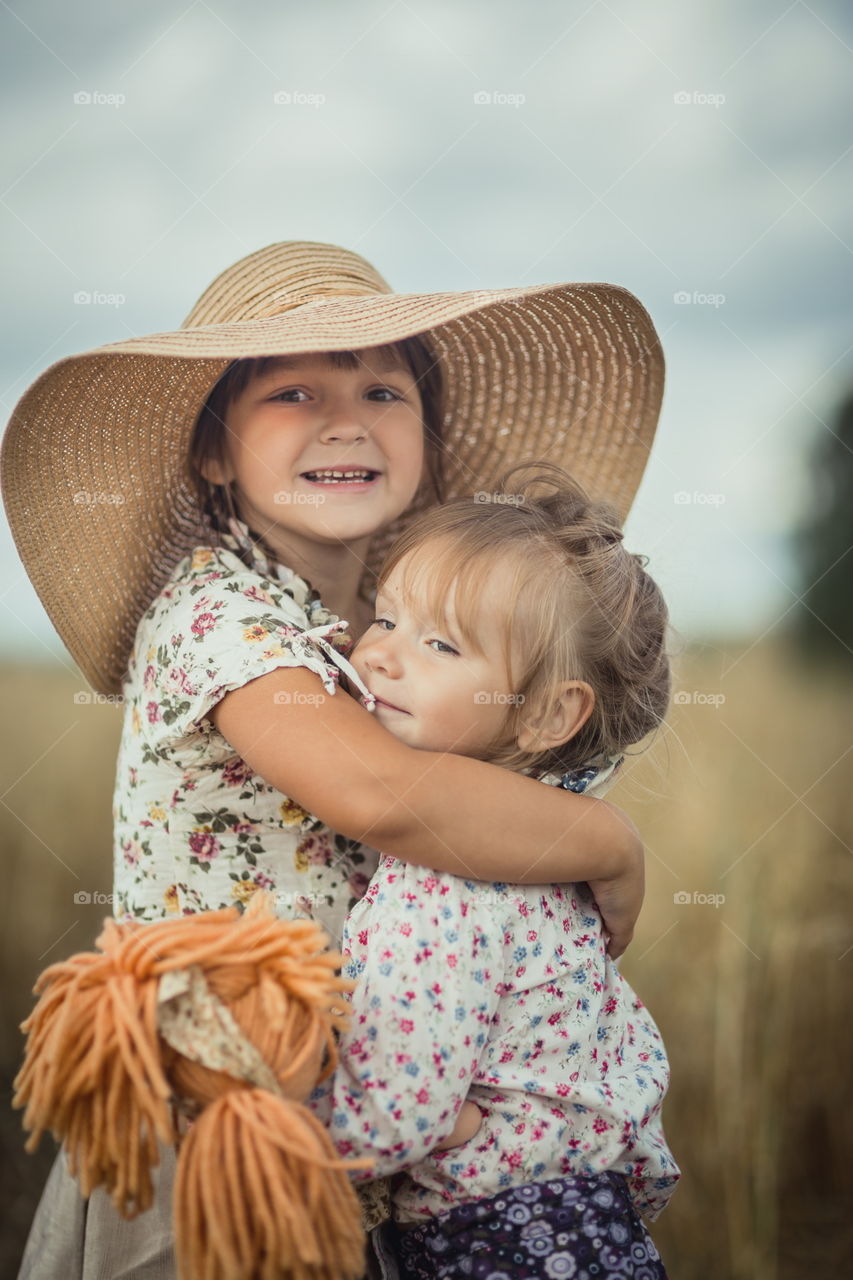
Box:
[205,349,425,552]
[349,545,520,758]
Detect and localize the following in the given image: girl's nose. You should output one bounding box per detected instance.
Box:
[358,631,403,679]
[319,403,368,444]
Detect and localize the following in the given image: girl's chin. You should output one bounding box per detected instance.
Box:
[253,485,417,543]
[273,517,387,549]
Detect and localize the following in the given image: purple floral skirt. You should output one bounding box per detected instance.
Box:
[389,1172,669,1279]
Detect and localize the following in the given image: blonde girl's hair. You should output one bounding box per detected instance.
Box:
[13,894,372,1280]
[377,459,672,777]
[187,337,445,571]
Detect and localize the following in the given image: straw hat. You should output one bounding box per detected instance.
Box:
[1,241,665,697]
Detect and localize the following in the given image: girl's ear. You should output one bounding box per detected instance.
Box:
[516,682,595,753]
[199,455,232,485]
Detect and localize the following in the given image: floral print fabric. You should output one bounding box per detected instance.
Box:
[391,1172,669,1278]
[308,761,680,1226]
[112,542,379,945]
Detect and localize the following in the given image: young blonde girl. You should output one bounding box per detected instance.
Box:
[310,462,680,1277]
[4,241,665,1277]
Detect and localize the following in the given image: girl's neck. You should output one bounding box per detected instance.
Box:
[249,521,376,638]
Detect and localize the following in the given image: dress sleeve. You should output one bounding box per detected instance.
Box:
[307,858,506,1179]
[137,548,348,754]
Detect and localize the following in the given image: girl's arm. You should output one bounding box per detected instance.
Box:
[433,1100,483,1150]
[210,666,643,955]
[307,861,504,1177]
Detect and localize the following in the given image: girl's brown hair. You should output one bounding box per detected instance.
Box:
[187,338,445,574]
[377,460,672,777]
[14,894,372,1280]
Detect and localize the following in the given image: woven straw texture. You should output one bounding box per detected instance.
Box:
[1,242,664,696]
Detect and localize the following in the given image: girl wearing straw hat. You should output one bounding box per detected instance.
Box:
[4,241,665,1277]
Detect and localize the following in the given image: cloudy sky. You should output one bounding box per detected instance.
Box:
[1,0,851,665]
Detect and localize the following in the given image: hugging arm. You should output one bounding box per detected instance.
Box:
[210,666,643,956]
[306,865,503,1177]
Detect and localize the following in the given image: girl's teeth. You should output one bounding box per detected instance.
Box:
[305,470,375,482]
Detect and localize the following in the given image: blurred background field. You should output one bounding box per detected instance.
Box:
[2,4,852,1275]
[1,636,851,1278]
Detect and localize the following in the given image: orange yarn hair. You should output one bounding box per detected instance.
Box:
[13,892,374,1280]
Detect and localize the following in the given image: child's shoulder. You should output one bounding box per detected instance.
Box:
[124,543,322,693]
[140,544,311,630]
[364,854,505,908]
[155,543,271,601]
[368,854,588,919]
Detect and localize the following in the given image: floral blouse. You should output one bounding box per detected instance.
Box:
[308,763,680,1225]
[112,531,379,946]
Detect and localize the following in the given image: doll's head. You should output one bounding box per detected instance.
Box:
[187,339,445,567]
[14,893,372,1280]
[350,460,672,777]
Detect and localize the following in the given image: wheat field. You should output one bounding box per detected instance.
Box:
[1,638,850,1278]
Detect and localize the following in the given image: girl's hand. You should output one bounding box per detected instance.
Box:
[433,1100,483,1151]
[587,813,645,959]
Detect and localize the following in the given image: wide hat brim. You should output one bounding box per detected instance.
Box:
[2,278,664,697]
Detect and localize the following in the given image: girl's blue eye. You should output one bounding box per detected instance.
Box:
[428,639,458,656]
[374,617,394,631]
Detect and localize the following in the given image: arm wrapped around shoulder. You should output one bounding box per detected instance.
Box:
[13,893,372,1280]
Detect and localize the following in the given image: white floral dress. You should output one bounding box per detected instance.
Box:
[112,529,379,947]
